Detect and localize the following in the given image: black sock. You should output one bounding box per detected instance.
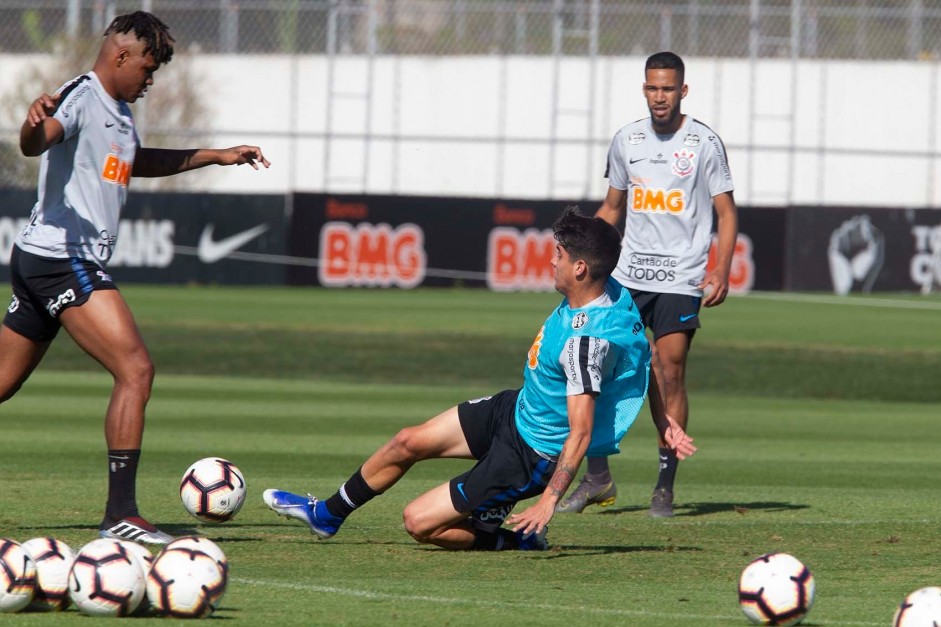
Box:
[471,528,516,551]
[104,449,141,522]
[586,456,610,476]
[655,447,678,492]
[325,467,380,519]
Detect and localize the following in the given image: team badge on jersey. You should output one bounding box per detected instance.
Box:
[572,312,589,329]
[684,133,700,146]
[672,149,696,177]
[7,295,18,313]
[628,132,646,145]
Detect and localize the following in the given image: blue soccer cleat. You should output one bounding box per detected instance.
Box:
[515,526,549,551]
[262,489,343,539]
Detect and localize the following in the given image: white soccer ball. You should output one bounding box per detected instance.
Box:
[180,457,247,523]
[21,537,74,612]
[0,538,36,613]
[739,552,815,626]
[146,546,227,618]
[164,536,228,582]
[68,538,145,617]
[893,586,941,626]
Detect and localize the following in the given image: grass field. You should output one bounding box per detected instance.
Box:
[0,286,939,625]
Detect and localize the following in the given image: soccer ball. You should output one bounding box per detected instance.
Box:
[116,541,154,614]
[893,586,941,626]
[68,538,145,617]
[146,546,227,618]
[164,536,229,580]
[21,537,74,612]
[738,552,815,626]
[180,457,247,523]
[0,538,36,613]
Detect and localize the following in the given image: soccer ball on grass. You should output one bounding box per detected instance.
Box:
[146,545,227,618]
[21,537,74,612]
[68,538,145,617]
[0,538,36,613]
[180,457,246,523]
[738,552,815,626]
[893,586,941,626]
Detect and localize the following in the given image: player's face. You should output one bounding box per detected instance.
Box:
[643,68,687,132]
[116,41,160,103]
[551,244,576,295]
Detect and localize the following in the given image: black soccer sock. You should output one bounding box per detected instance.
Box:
[104,449,141,522]
[471,528,517,551]
[654,447,679,492]
[586,456,611,477]
[325,467,381,519]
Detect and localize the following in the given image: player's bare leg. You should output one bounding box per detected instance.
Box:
[264,407,474,538]
[59,290,169,543]
[0,324,51,403]
[649,330,692,517]
[403,483,476,549]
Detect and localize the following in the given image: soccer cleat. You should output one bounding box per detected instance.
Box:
[554,475,617,513]
[648,487,674,518]
[262,489,343,539]
[515,527,549,551]
[99,516,174,545]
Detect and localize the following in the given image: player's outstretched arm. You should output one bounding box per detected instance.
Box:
[506,393,594,536]
[133,145,270,177]
[700,191,738,307]
[20,93,63,157]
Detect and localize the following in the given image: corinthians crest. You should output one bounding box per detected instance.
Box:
[672,149,696,177]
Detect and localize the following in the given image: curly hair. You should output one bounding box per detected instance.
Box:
[104,11,175,65]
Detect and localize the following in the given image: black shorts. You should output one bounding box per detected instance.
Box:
[4,246,118,342]
[629,289,701,341]
[450,389,556,531]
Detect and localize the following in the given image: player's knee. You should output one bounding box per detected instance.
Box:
[0,380,24,404]
[115,353,155,395]
[401,506,433,543]
[387,427,427,463]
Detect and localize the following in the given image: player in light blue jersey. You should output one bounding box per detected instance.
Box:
[556,51,738,518]
[0,11,270,545]
[264,207,696,550]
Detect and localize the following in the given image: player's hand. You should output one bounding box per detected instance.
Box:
[506,497,555,537]
[25,93,61,127]
[220,145,271,170]
[661,414,697,460]
[698,269,729,307]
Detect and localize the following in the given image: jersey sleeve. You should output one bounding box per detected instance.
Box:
[702,133,735,197]
[604,131,629,191]
[52,76,92,142]
[557,335,618,396]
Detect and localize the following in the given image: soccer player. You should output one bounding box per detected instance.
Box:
[555,51,737,518]
[0,11,270,544]
[264,207,697,550]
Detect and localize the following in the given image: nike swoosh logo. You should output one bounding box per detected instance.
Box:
[679,313,698,322]
[198,223,269,263]
[629,157,646,164]
[105,122,114,128]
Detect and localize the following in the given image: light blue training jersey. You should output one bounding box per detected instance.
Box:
[515,278,651,457]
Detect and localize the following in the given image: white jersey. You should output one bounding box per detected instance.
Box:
[16,71,139,266]
[605,115,733,296]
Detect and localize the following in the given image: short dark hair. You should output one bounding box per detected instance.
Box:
[552,206,622,281]
[104,11,175,65]
[645,51,684,82]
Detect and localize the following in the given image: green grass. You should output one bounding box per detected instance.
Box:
[1,287,940,625]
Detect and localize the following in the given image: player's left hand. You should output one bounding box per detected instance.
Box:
[661,414,697,460]
[698,270,729,307]
[221,145,271,170]
[506,497,554,537]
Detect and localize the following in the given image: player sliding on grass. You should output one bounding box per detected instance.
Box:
[264,207,697,550]
[0,11,269,545]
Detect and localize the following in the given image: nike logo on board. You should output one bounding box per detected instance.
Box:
[198,223,269,263]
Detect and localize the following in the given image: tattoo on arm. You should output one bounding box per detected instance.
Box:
[548,463,577,498]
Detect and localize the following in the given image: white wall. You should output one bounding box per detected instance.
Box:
[2,54,939,207]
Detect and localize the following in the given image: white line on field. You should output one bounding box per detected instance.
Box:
[743,291,941,311]
[232,577,883,626]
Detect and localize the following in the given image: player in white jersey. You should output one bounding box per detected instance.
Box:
[556,51,738,518]
[262,207,696,550]
[0,11,270,544]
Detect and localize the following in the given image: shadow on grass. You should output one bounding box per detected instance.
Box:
[597,501,810,517]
